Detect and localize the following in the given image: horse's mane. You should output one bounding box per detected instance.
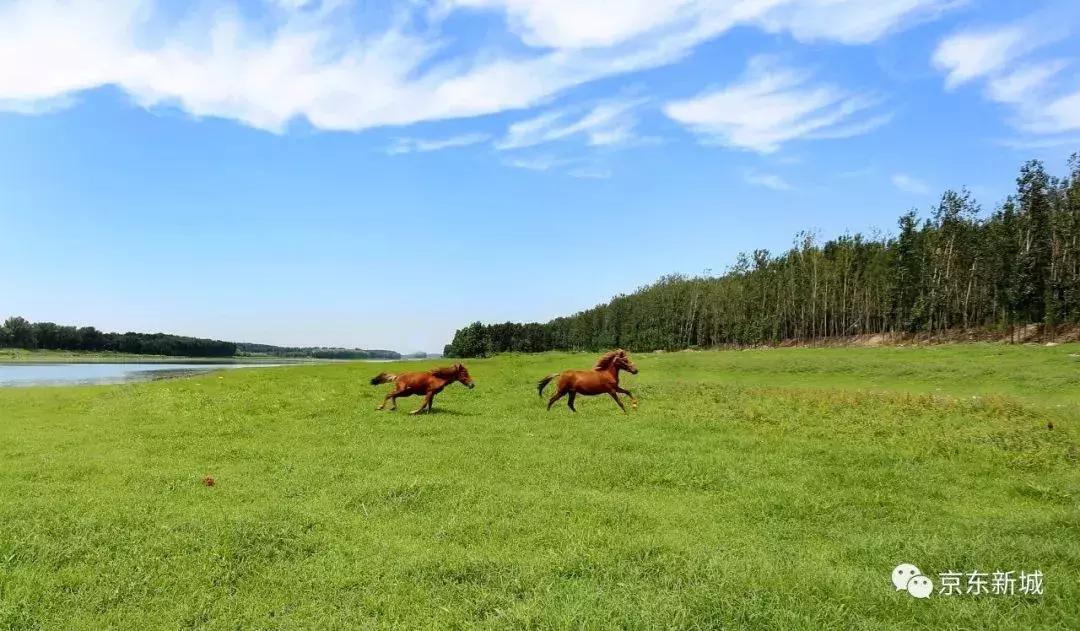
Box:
[593,350,624,370]
[430,365,460,379]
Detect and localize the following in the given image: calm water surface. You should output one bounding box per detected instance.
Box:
[0,362,286,387]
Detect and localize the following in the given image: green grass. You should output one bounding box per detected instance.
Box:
[1,344,1078,629]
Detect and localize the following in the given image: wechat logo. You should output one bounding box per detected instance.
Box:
[893,563,933,599]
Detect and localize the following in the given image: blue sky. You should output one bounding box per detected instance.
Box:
[2,0,1079,353]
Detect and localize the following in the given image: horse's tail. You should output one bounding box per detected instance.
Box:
[370,372,397,386]
[537,373,559,397]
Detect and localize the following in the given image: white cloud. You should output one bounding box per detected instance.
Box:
[932,10,1080,137]
[503,155,567,171]
[387,132,490,154]
[744,170,792,191]
[445,0,704,49]
[0,0,144,102]
[497,99,642,150]
[891,173,932,195]
[932,25,1033,88]
[985,61,1068,104]
[806,112,894,140]
[0,0,955,133]
[754,0,959,45]
[501,154,613,178]
[448,0,955,48]
[1030,88,1080,135]
[663,56,889,153]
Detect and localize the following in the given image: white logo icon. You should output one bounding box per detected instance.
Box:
[893,563,933,598]
[893,564,921,590]
[907,574,934,598]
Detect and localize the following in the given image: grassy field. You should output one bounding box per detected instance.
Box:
[1,344,1078,629]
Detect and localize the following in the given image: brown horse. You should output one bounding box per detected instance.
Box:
[537,349,639,413]
[371,363,475,414]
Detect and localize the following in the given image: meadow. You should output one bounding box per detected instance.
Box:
[1,345,1078,630]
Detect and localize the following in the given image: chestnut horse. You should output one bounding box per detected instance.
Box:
[537,349,639,413]
[371,363,475,414]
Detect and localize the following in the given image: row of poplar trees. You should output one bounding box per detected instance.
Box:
[445,155,1080,357]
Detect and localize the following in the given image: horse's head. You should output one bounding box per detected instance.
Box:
[613,351,638,375]
[596,349,638,374]
[453,363,475,389]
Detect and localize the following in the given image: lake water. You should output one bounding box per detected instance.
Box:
[0,362,286,387]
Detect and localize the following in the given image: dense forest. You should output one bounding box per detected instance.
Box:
[0,318,402,359]
[0,316,237,357]
[445,155,1080,357]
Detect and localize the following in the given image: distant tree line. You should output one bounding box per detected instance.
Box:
[445,155,1080,357]
[234,342,401,360]
[0,316,237,357]
[0,319,404,360]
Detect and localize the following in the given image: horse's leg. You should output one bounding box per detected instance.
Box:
[379,383,406,410]
[615,386,638,409]
[410,392,435,415]
[547,386,567,410]
[608,391,628,414]
[567,391,577,412]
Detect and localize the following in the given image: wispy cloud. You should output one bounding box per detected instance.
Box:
[501,154,613,179]
[984,61,1069,105]
[752,0,959,45]
[932,7,1080,138]
[1022,86,1080,137]
[452,0,957,48]
[891,173,932,195]
[932,25,1038,88]
[663,56,890,153]
[497,99,643,150]
[744,170,792,191]
[386,133,490,155]
[503,155,569,172]
[0,0,956,133]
